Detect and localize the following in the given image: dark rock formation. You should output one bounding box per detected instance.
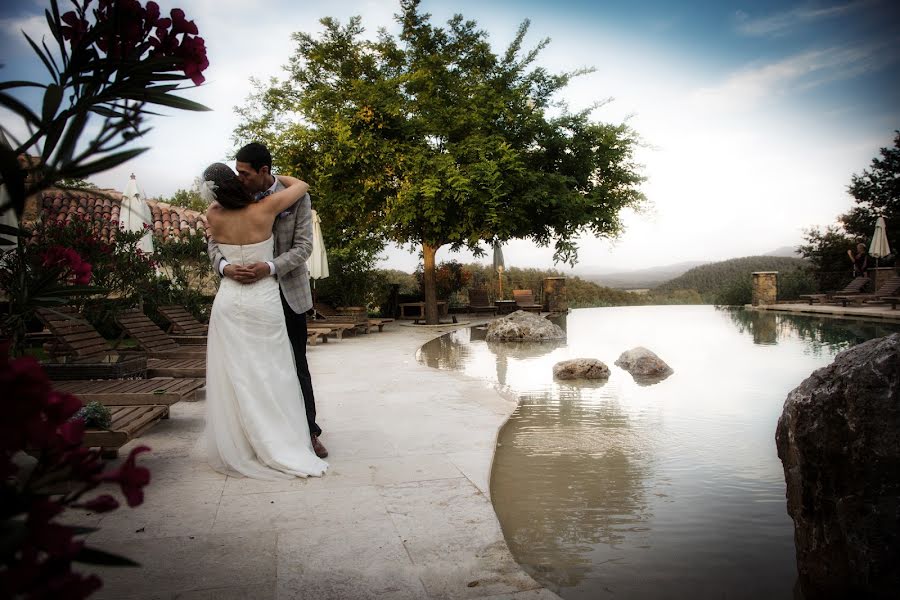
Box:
[776,333,900,599]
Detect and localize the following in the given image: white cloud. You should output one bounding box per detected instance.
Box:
[734,2,862,37]
[692,44,889,113]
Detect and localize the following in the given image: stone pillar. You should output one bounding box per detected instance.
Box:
[751,271,777,306]
[542,277,568,312]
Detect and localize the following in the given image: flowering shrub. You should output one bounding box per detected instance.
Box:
[41,246,93,286]
[0,344,152,598]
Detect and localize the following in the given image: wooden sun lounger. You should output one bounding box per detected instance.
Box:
[83,405,170,458]
[35,307,205,403]
[53,377,204,405]
[798,276,870,305]
[832,275,900,307]
[157,305,209,336]
[467,289,498,315]
[115,309,206,359]
[512,289,542,313]
[309,325,342,342]
[882,296,900,309]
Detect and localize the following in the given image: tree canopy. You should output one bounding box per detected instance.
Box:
[799,131,899,290]
[234,0,646,322]
[840,130,900,256]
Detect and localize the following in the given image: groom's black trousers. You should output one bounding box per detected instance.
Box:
[280,291,322,438]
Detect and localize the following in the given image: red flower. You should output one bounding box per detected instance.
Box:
[97,445,151,507]
[60,11,89,46]
[176,35,208,85]
[75,494,120,513]
[170,8,198,35]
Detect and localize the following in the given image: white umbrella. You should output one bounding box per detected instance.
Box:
[120,173,154,254]
[869,216,891,265]
[307,209,329,281]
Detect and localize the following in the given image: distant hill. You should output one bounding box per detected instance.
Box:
[763,246,801,258]
[655,255,812,302]
[573,260,709,289]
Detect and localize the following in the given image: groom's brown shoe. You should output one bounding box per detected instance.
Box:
[312,435,328,458]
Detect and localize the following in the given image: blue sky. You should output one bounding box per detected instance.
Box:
[2,0,898,272]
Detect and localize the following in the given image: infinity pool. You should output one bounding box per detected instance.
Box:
[417,306,900,599]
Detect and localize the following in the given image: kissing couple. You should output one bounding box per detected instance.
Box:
[201,142,328,480]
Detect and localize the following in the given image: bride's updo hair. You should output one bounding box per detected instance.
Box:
[203,162,253,209]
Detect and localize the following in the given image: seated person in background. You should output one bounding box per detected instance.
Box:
[848,243,868,277]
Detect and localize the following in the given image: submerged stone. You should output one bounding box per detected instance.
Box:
[776,333,900,598]
[553,358,610,380]
[485,310,565,342]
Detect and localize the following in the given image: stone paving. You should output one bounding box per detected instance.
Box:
[751,302,900,322]
[79,318,560,600]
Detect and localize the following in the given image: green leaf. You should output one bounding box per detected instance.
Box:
[42,83,62,123]
[0,91,40,126]
[0,81,46,91]
[63,148,148,179]
[120,90,211,112]
[75,546,141,567]
[23,33,59,83]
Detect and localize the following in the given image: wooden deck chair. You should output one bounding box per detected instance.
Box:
[37,307,206,388]
[512,289,542,313]
[157,305,209,339]
[467,288,498,315]
[308,325,342,342]
[312,302,371,334]
[115,309,206,359]
[83,405,170,458]
[833,275,900,307]
[798,276,870,305]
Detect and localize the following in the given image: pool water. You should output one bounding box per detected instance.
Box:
[416,306,900,600]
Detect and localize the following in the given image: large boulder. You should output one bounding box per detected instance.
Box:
[776,333,900,599]
[553,358,610,380]
[614,347,673,380]
[485,310,566,342]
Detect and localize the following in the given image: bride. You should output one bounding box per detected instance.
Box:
[201,162,327,479]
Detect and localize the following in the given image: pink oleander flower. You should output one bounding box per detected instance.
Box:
[96,445,151,507]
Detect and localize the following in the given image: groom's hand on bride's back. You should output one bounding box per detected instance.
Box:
[223,262,271,284]
[223,264,257,284]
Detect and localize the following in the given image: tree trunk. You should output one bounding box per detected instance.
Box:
[422,242,440,325]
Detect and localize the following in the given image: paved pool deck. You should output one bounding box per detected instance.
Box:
[82,317,561,600]
[749,302,900,322]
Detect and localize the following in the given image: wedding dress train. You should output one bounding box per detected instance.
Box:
[204,236,327,479]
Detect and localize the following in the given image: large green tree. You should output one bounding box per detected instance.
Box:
[839,130,900,259]
[234,0,645,323]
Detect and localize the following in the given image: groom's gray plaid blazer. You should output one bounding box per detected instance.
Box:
[208,178,314,315]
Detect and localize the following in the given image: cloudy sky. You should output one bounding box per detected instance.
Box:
[1,0,898,273]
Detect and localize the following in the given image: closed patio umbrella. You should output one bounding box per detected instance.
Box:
[869,216,891,266]
[120,174,154,254]
[493,241,505,298]
[307,209,329,282]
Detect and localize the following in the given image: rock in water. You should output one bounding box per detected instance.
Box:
[485,310,565,342]
[614,347,673,378]
[553,358,610,380]
[776,333,900,599]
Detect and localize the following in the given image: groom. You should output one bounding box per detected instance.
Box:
[207,142,327,458]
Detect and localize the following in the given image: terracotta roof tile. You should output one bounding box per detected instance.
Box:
[36,188,209,243]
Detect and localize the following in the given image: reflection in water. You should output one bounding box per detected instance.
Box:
[493,388,656,589]
[418,306,900,599]
[724,307,900,354]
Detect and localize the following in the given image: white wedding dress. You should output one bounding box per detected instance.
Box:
[204,236,327,480]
